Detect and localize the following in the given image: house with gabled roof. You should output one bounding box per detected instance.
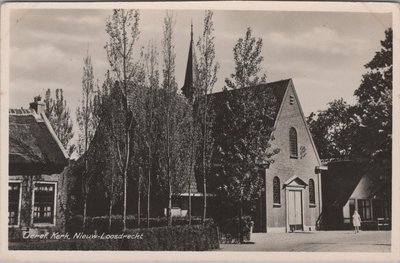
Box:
[321,160,391,230]
[9,97,69,239]
[181,26,325,233]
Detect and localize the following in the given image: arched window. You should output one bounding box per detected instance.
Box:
[273,177,280,205]
[309,179,315,205]
[289,127,298,158]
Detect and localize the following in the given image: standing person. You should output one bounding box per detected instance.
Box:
[353,210,362,234]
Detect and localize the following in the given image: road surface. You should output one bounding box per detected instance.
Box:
[219,231,391,252]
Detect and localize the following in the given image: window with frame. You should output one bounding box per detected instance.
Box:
[357,199,372,220]
[289,127,298,158]
[273,177,281,205]
[33,183,55,224]
[9,182,21,226]
[308,179,316,206]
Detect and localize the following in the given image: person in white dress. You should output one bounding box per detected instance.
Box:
[352,210,362,234]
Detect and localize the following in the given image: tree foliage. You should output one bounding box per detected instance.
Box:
[159,12,193,225]
[307,28,392,203]
[353,28,392,201]
[76,52,98,228]
[210,27,278,242]
[104,9,141,230]
[307,99,358,160]
[142,41,160,228]
[76,53,97,157]
[195,10,219,223]
[225,27,266,90]
[214,27,277,204]
[43,88,75,155]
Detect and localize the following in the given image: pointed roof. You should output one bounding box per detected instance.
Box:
[210,79,292,125]
[181,22,196,101]
[210,79,321,165]
[322,160,364,207]
[9,108,69,175]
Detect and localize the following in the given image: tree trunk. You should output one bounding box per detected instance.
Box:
[147,149,151,228]
[188,169,192,226]
[108,198,113,232]
[138,167,142,228]
[83,193,87,232]
[123,169,127,231]
[167,172,172,226]
[166,84,172,227]
[83,75,89,232]
[239,198,243,244]
[122,112,133,231]
[202,96,208,225]
[203,167,207,225]
[147,78,154,230]
[121,10,129,233]
[188,122,194,226]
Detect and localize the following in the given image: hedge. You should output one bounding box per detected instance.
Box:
[9,227,23,241]
[123,225,220,250]
[66,215,214,235]
[9,224,220,251]
[219,216,253,243]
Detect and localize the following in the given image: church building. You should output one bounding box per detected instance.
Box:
[181,26,325,233]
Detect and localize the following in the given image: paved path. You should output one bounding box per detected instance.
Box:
[219,231,391,252]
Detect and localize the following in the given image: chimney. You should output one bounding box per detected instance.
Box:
[29,95,46,115]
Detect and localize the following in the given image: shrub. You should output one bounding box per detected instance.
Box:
[124,224,219,251]
[8,227,22,241]
[65,215,214,235]
[219,215,253,243]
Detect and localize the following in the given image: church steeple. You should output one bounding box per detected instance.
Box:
[181,22,196,102]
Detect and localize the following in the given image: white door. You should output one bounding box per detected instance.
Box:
[288,190,303,231]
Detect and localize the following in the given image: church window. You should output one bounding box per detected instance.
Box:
[273,177,281,206]
[289,127,298,158]
[309,179,316,206]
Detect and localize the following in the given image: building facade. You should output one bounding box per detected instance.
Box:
[258,80,323,233]
[321,161,390,230]
[9,97,69,239]
[181,27,323,232]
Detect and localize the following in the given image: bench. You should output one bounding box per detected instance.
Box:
[377,218,390,230]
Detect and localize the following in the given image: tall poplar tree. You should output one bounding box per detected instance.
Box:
[196,10,219,224]
[143,41,160,228]
[160,12,192,226]
[161,12,177,226]
[76,52,97,228]
[105,9,140,231]
[216,27,278,242]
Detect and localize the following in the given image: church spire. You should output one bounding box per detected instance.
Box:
[181,22,196,101]
[191,20,193,41]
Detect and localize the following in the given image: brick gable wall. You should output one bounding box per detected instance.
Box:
[265,82,321,232]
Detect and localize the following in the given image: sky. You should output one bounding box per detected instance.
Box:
[9,8,391,142]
